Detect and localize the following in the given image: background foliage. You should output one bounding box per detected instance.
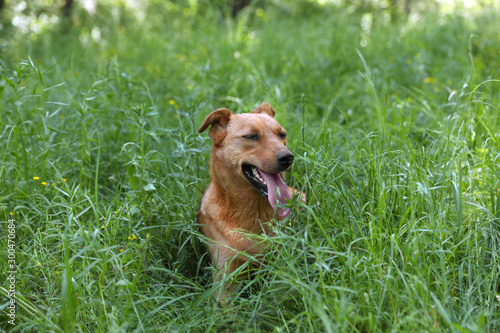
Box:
[1,0,499,331]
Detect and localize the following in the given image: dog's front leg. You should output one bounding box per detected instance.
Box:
[211,245,242,303]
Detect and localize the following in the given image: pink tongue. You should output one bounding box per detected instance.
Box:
[257,169,291,219]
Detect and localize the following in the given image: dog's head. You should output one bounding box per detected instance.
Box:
[198,102,293,218]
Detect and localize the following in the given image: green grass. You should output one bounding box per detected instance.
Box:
[1,1,499,331]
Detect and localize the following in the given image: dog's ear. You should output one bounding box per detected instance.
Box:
[198,108,232,145]
[251,102,276,118]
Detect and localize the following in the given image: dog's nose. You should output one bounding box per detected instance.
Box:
[276,150,294,171]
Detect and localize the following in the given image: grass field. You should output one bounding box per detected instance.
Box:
[1,1,500,331]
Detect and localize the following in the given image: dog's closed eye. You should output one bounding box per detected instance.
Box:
[242,134,260,140]
[278,132,287,139]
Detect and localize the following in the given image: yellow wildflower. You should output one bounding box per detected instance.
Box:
[119,249,124,252]
[9,212,14,216]
[41,182,47,186]
[33,176,40,180]
[169,99,176,105]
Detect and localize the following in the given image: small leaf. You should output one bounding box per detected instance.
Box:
[146,131,160,143]
[116,279,131,287]
[129,176,139,190]
[143,184,156,193]
[16,181,28,192]
[1,74,15,89]
[129,205,141,216]
[127,164,136,178]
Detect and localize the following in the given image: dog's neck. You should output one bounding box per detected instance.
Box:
[209,154,277,233]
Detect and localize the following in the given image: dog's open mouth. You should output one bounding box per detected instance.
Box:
[242,164,268,197]
[242,163,291,218]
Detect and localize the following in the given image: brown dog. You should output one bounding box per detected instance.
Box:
[197,102,302,300]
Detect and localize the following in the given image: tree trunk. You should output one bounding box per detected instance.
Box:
[404,0,410,14]
[231,0,252,18]
[62,0,74,18]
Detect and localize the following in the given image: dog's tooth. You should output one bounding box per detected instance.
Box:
[251,167,266,183]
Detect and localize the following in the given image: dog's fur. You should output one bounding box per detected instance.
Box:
[197,102,303,299]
